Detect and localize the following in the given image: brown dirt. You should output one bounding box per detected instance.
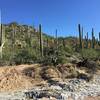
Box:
[0,63,99,93]
[83,96,100,100]
[0,64,46,92]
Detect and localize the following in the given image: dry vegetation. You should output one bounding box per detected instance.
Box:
[0,63,98,92]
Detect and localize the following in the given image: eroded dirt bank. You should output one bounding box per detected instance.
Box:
[0,64,99,100]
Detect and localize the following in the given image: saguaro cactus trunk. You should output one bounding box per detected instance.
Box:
[81,27,83,40]
[98,32,100,46]
[0,11,5,59]
[86,32,88,48]
[26,26,31,47]
[92,28,95,48]
[62,38,66,48]
[46,38,49,48]
[11,23,16,59]
[55,29,58,49]
[78,24,82,49]
[0,24,5,59]
[39,24,43,57]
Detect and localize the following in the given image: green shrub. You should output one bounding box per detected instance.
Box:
[13,48,38,65]
[81,49,98,60]
[42,47,67,66]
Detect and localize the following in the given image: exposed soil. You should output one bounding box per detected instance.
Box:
[0,64,46,92]
[0,64,99,100]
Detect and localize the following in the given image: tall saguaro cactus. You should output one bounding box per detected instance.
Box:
[0,24,5,59]
[55,29,58,49]
[46,38,49,48]
[99,32,100,42]
[0,11,5,59]
[98,32,100,46]
[81,27,83,40]
[11,23,16,59]
[0,10,1,46]
[86,32,88,48]
[12,25,15,44]
[27,26,31,47]
[62,38,65,48]
[39,24,43,57]
[92,28,95,48]
[78,24,82,49]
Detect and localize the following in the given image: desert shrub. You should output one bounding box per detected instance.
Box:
[42,47,67,66]
[63,45,74,54]
[13,48,38,65]
[81,49,98,60]
[97,50,100,60]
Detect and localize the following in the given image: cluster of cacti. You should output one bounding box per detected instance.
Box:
[0,19,100,62]
[78,24,100,49]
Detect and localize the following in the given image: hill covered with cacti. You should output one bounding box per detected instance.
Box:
[0,22,100,66]
[0,22,100,100]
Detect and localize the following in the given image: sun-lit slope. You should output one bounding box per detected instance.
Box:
[0,63,99,92]
[0,64,45,92]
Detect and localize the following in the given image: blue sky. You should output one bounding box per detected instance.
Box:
[0,0,100,38]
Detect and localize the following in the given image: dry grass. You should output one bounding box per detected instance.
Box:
[0,64,45,92]
[0,63,97,92]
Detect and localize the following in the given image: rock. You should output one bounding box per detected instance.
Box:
[50,85,62,90]
[68,55,81,64]
[77,73,93,82]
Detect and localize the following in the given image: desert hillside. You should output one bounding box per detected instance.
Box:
[0,22,100,100]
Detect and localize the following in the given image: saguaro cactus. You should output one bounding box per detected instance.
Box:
[46,38,49,47]
[62,38,65,48]
[0,11,1,46]
[55,29,58,45]
[27,26,31,47]
[98,32,100,46]
[81,27,83,40]
[39,24,43,57]
[99,32,100,42]
[78,24,82,49]
[86,32,88,48]
[92,28,95,48]
[0,11,5,59]
[0,24,5,59]
[11,22,16,59]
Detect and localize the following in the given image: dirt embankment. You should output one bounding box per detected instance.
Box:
[0,63,99,92]
[0,64,45,92]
